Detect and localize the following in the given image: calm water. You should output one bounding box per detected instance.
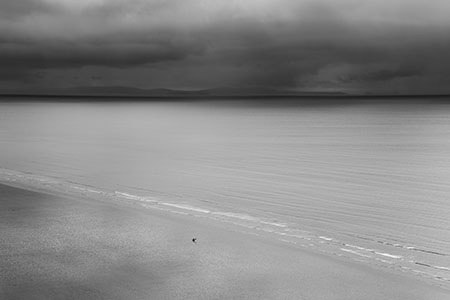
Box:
[1,98,450,288]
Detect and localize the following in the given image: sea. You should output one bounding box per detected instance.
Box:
[1,97,450,289]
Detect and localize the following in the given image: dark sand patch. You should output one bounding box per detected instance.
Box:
[1,183,449,300]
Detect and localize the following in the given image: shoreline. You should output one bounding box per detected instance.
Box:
[2,180,450,299]
[1,167,450,290]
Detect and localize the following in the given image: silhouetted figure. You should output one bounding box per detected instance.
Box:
[192,238,197,244]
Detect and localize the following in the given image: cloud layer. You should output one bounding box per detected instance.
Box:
[1,0,450,92]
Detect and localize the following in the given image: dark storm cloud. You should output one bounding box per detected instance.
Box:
[202,21,450,89]
[0,37,204,86]
[344,64,424,83]
[1,0,450,92]
[0,40,203,69]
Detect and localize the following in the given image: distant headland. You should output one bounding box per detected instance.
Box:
[0,86,449,100]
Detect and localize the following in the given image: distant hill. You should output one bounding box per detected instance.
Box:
[199,87,349,97]
[0,86,349,98]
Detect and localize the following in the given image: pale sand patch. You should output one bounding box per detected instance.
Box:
[1,183,449,300]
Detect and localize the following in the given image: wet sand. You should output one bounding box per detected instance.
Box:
[1,183,449,300]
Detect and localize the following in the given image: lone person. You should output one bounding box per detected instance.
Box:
[192,237,197,244]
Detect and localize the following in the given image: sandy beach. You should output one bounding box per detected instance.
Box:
[1,182,449,300]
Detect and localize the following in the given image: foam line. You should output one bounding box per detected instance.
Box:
[160,202,211,214]
[340,248,372,258]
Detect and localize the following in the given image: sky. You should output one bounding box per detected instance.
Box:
[1,0,450,93]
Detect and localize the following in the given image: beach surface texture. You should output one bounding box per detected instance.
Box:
[1,183,450,300]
